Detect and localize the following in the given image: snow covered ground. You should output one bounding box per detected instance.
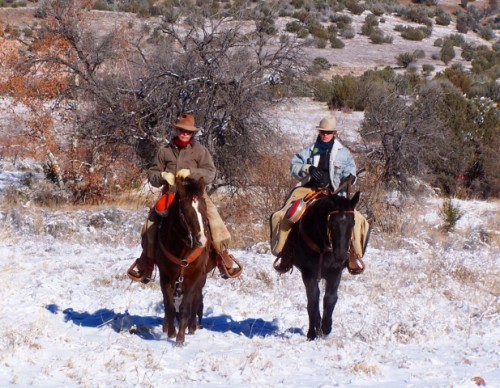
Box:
[0,168,499,387]
[0,98,498,386]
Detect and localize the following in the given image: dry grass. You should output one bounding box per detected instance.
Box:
[350,361,381,376]
[216,150,296,250]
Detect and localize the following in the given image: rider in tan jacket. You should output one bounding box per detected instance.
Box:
[127,113,242,283]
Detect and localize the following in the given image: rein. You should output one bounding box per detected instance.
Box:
[158,190,208,308]
[299,208,355,280]
[159,239,205,268]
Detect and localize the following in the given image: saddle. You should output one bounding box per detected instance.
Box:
[274,190,327,274]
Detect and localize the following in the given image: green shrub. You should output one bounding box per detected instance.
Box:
[309,24,329,40]
[330,36,345,48]
[441,42,456,64]
[413,49,425,59]
[446,33,465,47]
[397,52,416,68]
[435,9,452,26]
[461,42,475,61]
[370,29,393,44]
[442,67,472,94]
[313,57,331,70]
[369,3,386,16]
[479,26,496,41]
[315,37,328,48]
[422,63,435,75]
[93,0,110,11]
[345,0,365,15]
[361,14,379,36]
[439,198,463,232]
[401,27,425,41]
[286,21,303,33]
[327,24,338,36]
[297,28,309,38]
[402,5,434,27]
[340,26,356,39]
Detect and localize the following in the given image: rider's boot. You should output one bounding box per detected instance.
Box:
[127,252,155,284]
[347,249,365,275]
[272,240,293,274]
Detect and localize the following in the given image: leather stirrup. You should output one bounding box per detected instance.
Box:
[217,251,243,279]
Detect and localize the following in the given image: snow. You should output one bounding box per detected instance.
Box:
[1,99,498,387]
[0,177,499,387]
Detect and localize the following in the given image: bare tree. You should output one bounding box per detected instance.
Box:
[361,79,453,188]
[128,11,305,190]
[10,0,305,200]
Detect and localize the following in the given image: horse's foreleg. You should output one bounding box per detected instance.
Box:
[302,272,321,341]
[321,269,343,337]
[175,296,193,346]
[161,282,177,339]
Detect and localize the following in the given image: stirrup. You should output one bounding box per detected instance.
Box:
[347,256,365,275]
[127,258,154,284]
[217,251,243,279]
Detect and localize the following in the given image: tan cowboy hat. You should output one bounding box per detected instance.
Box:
[174,113,200,132]
[316,116,337,132]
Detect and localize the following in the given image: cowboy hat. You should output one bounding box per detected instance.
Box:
[174,113,200,132]
[316,116,337,132]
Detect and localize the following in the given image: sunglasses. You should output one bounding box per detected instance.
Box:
[178,129,193,135]
[319,130,336,135]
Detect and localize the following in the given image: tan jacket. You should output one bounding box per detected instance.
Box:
[148,140,217,188]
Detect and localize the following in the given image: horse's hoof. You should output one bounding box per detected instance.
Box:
[306,332,318,341]
[175,339,185,347]
[167,330,176,339]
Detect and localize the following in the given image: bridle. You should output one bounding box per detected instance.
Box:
[158,193,208,278]
[157,192,210,309]
[299,208,355,280]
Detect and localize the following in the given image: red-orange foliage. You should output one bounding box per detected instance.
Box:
[0,2,138,204]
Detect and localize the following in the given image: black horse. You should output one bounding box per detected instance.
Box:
[155,177,215,345]
[283,191,360,340]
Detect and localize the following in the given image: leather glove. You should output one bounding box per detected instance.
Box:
[161,171,175,186]
[176,169,191,178]
[309,166,324,183]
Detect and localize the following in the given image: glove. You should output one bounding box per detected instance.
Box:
[309,166,324,183]
[161,171,175,186]
[176,169,191,178]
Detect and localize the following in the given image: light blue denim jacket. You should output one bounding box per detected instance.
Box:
[290,139,356,196]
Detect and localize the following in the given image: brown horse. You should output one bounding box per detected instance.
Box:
[155,176,215,345]
[282,191,360,340]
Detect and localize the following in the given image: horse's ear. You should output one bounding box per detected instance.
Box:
[351,191,360,208]
[197,177,205,193]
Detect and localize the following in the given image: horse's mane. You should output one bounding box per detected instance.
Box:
[177,177,205,198]
[314,194,353,212]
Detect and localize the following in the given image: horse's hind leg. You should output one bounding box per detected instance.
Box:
[321,269,343,337]
[302,272,321,341]
[196,294,204,329]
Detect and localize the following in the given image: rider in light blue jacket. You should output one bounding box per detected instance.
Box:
[290,134,357,196]
[271,116,369,275]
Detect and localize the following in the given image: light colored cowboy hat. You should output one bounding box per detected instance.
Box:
[174,113,200,132]
[315,116,337,132]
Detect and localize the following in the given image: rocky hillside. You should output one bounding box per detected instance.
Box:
[0,1,495,79]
